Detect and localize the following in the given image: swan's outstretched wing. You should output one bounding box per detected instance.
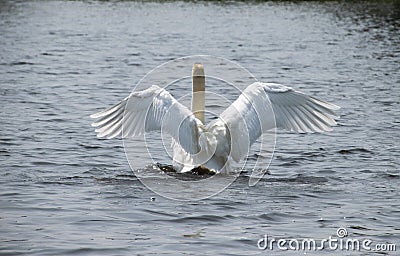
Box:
[217,82,340,162]
[90,85,200,154]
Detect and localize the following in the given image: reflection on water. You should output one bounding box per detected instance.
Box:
[0,1,399,255]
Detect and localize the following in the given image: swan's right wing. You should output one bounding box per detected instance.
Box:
[217,82,340,162]
[90,85,200,154]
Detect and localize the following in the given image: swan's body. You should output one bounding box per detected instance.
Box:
[91,65,340,173]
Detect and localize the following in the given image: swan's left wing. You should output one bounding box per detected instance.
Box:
[90,85,201,155]
[217,82,340,162]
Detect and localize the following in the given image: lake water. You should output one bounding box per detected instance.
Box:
[1,1,399,255]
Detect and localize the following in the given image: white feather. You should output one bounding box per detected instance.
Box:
[91,85,200,155]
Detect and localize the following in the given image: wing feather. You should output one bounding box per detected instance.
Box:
[91,107,124,127]
[264,83,340,133]
[215,82,340,162]
[91,85,200,154]
[298,105,325,132]
[90,101,124,119]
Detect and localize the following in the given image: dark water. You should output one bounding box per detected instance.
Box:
[1,1,399,255]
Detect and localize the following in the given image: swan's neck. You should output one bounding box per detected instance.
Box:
[192,63,205,124]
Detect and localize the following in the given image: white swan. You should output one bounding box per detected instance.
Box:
[91,64,340,173]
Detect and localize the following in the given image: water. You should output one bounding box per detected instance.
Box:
[1,1,399,255]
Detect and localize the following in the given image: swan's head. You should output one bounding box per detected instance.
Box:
[192,63,204,77]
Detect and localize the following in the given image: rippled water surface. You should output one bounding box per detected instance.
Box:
[1,1,399,255]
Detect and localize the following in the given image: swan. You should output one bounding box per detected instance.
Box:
[91,64,340,173]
